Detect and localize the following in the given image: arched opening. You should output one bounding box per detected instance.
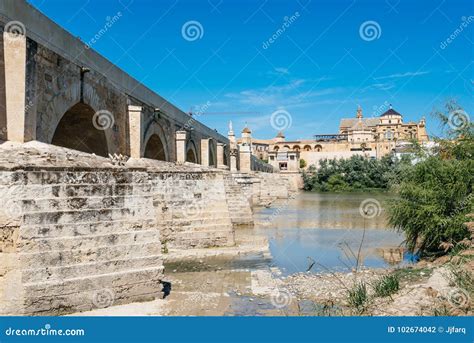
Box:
[144,134,167,161]
[52,103,108,157]
[303,145,312,151]
[314,144,323,152]
[186,148,197,163]
[274,146,279,151]
[293,145,301,152]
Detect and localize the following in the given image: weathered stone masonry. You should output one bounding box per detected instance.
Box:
[0,0,294,316]
[0,143,236,315]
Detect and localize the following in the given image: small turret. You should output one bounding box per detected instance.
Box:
[356,105,363,120]
[241,123,252,146]
[275,131,285,143]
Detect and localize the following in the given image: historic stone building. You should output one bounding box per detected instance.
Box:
[240,106,429,171]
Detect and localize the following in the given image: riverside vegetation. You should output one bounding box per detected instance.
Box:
[299,101,473,315]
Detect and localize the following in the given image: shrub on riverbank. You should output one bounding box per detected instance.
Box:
[387,101,473,257]
[302,154,410,192]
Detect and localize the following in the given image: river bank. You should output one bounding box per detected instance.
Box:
[70,191,472,316]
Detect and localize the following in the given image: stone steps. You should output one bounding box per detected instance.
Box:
[17,230,161,253]
[19,195,152,212]
[20,219,156,239]
[21,207,154,225]
[169,230,235,249]
[19,242,162,267]
[22,255,163,284]
[22,267,164,315]
[223,174,254,228]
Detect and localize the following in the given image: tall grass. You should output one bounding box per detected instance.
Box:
[373,274,400,298]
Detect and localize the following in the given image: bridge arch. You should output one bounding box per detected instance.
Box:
[143,122,170,161]
[186,139,198,163]
[51,102,110,157]
[144,134,167,161]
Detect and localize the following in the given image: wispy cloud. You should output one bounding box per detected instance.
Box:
[225,79,343,108]
[363,82,396,91]
[274,67,290,75]
[374,71,430,80]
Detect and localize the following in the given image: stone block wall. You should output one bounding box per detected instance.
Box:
[150,171,235,250]
[0,168,163,315]
[223,174,254,228]
[0,157,237,315]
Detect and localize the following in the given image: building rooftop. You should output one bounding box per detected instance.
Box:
[380,108,403,117]
[276,131,285,138]
[340,118,379,128]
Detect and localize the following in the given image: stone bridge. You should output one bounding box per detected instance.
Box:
[0,0,293,316]
[0,0,228,167]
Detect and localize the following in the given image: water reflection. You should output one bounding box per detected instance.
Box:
[254,192,410,275]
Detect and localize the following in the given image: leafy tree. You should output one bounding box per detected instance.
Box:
[303,154,408,192]
[387,101,473,256]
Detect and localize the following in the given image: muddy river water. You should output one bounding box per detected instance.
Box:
[253,191,413,275]
[77,192,414,316]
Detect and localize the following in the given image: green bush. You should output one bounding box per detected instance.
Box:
[303,154,410,192]
[387,101,473,257]
[387,157,472,256]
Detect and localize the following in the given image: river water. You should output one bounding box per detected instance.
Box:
[254,191,412,275]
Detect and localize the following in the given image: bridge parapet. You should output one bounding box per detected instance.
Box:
[0,0,228,167]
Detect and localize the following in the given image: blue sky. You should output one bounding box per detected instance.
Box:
[29,0,473,140]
